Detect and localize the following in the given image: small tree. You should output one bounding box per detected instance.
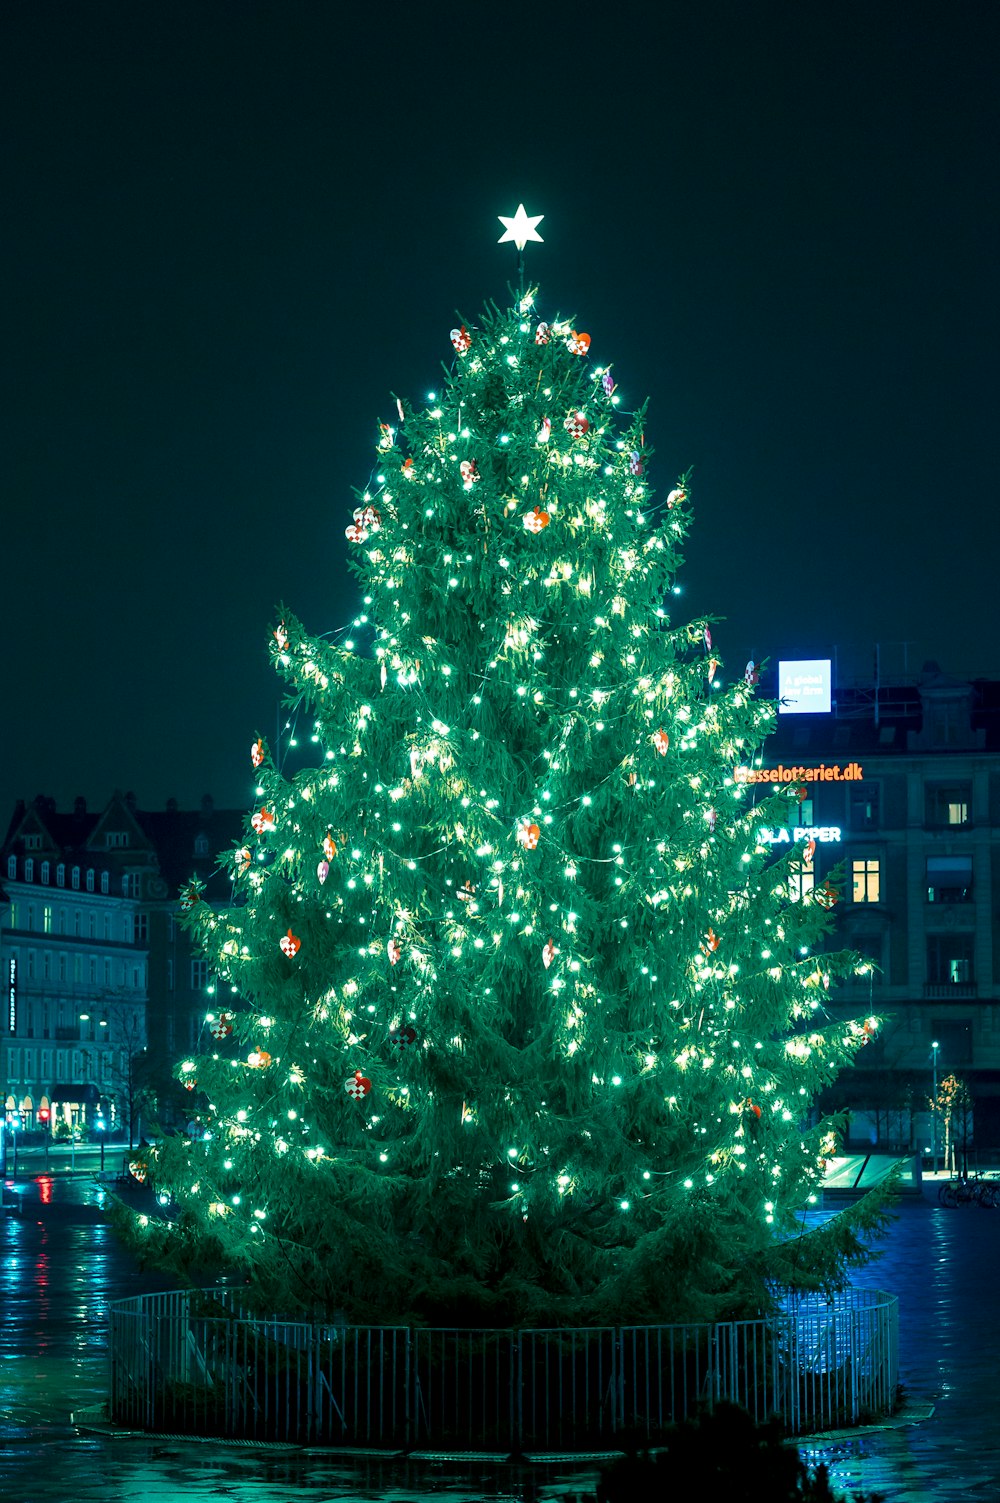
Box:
[933,1073,973,1174]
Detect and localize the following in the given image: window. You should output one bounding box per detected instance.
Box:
[27,952,35,979]
[100,872,109,894]
[926,783,972,827]
[927,855,973,904]
[850,783,880,830]
[191,958,209,990]
[40,861,50,884]
[789,852,815,902]
[798,798,814,826]
[6,855,15,879]
[132,966,141,989]
[43,953,51,980]
[8,902,19,929]
[105,831,130,848]
[852,858,881,903]
[56,1051,65,1077]
[41,1050,51,1077]
[57,909,66,935]
[86,870,94,892]
[71,867,80,890]
[56,864,65,887]
[166,958,174,991]
[89,957,97,984]
[123,873,140,898]
[931,1018,973,1066]
[58,954,67,982]
[103,915,111,941]
[24,834,41,851]
[103,959,111,986]
[73,956,82,983]
[27,905,34,931]
[24,859,34,882]
[135,913,149,943]
[927,933,975,986]
[88,914,96,939]
[73,911,81,937]
[43,905,53,934]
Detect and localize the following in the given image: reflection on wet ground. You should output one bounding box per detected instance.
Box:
[0,1174,998,1499]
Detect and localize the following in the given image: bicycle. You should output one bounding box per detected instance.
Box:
[938,1174,1000,1208]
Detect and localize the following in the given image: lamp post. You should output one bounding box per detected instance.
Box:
[931,1040,940,1174]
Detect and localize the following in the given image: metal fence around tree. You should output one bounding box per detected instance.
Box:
[108,1286,898,1451]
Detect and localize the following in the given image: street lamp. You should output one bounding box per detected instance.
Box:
[931,1040,940,1174]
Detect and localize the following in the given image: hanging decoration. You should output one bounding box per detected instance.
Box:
[247,1049,272,1069]
[814,881,841,909]
[279,928,302,958]
[460,459,481,484]
[387,938,402,966]
[251,738,265,769]
[667,486,687,508]
[317,859,329,884]
[652,728,670,756]
[390,1024,418,1051]
[536,416,551,444]
[522,507,550,534]
[345,1070,372,1100]
[273,621,289,651]
[401,457,415,479]
[746,1099,762,1120]
[128,1161,148,1183]
[542,939,557,969]
[235,846,252,872]
[566,330,591,355]
[700,927,721,955]
[535,321,550,345]
[179,886,200,912]
[744,660,760,687]
[564,410,590,439]
[210,1013,234,1040]
[251,809,275,834]
[707,658,719,683]
[517,820,541,850]
[629,450,643,477]
[323,833,338,861]
[378,423,394,450]
[602,370,616,397]
[450,325,471,354]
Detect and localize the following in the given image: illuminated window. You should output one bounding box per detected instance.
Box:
[852,859,880,903]
[43,906,53,934]
[927,933,974,987]
[850,783,880,829]
[926,784,971,827]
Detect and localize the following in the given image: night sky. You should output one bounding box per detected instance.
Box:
[4,2,998,823]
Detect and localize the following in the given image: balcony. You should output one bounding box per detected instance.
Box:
[923,982,978,1000]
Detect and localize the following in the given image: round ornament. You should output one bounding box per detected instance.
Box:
[450,325,471,353]
[210,1013,234,1040]
[564,411,589,439]
[345,1070,372,1100]
[522,507,550,534]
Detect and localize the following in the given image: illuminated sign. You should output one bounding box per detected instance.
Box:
[735,761,863,785]
[758,825,842,845]
[778,659,832,714]
[7,957,15,1034]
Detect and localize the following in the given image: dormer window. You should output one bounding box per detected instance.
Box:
[40,861,50,885]
[56,864,65,887]
[24,859,34,882]
[23,834,42,851]
[100,871,110,894]
[71,866,80,890]
[86,870,94,892]
[105,832,130,849]
[6,856,15,880]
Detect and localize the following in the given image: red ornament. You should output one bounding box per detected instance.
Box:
[345,522,369,544]
[450,325,471,353]
[390,1024,418,1050]
[522,507,550,534]
[401,457,415,480]
[666,487,687,508]
[279,928,301,958]
[345,1070,372,1100]
[700,927,721,955]
[566,330,591,355]
[378,422,394,450]
[542,939,557,970]
[814,881,841,910]
[517,820,541,851]
[704,627,712,652]
[251,738,265,769]
[535,321,550,345]
[457,880,477,903]
[803,839,817,864]
[323,832,338,861]
[235,845,252,872]
[387,938,402,966]
[460,458,480,484]
[128,1161,148,1183]
[273,621,289,650]
[707,658,719,683]
[179,885,200,912]
[652,728,670,756]
[536,416,551,444]
[747,1100,762,1120]
[247,1049,272,1069]
[629,451,643,477]
[251,808,274,834]
[564,410,590,439]
[210,1013,234,1040]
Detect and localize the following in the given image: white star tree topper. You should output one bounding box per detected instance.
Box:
[497,203,544,252]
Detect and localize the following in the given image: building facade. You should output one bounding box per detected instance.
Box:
[0,792,242,1140]
[751,666,1000,1150]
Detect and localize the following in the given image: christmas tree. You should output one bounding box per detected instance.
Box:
[121,235,886,1326]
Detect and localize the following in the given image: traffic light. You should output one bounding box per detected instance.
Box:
[37,1108,50,1124]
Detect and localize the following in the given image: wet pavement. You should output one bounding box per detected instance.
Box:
[0,1171,997,1500]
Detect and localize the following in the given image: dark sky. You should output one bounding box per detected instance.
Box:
[4,1,998,821]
